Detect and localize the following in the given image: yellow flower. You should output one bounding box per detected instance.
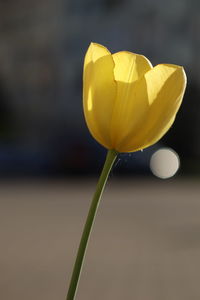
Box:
[83,43,187,153]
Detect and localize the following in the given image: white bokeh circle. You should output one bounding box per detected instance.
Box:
[150,148,180,179]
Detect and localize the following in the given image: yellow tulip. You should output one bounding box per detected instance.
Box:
[83,42,186,153]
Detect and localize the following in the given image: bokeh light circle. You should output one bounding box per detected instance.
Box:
[150,148,180,179]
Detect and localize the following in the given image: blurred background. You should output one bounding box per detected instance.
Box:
[0,0,199,177]
[0,0,200,299]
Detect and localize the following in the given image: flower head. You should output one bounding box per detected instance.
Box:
[83,43,186,153]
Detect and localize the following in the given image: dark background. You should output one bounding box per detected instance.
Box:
[0,0,199,177]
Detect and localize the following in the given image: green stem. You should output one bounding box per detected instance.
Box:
[66,149,118,300]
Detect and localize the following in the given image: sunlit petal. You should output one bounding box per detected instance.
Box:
[83,43,116,148]
[111,51,152,146]
[113,51,153,83]
[116,64,186,152]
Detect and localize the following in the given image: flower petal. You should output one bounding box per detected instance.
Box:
[116,64,187,152]
[83,43,116,148]
[110,51,153,146]
[113,51,153,83]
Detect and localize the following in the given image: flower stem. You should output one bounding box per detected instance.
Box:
[66,149,118,300]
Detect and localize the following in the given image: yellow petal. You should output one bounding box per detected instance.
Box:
[83,43,116,148]
[110,51,153,146]
[113,51,153,83]
[116,64,187,152]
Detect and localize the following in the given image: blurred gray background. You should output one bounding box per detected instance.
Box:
[0,0,200,299]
